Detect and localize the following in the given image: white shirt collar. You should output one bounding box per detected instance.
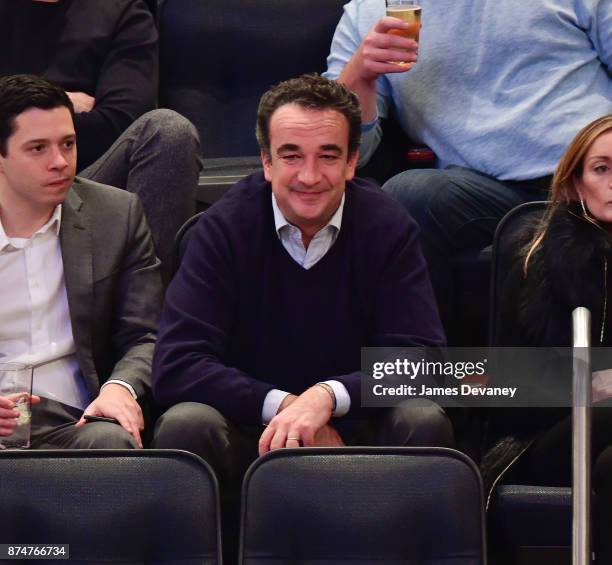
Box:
[271,192,345,237]
[0,204,62,251]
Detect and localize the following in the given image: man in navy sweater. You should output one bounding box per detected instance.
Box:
[152,74,452,484]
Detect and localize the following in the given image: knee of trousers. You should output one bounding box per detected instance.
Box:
[383,399,455,448]
[74,421,139,449]
[136,109,201,150]
[153,402,229,452]
[382,169,454,224]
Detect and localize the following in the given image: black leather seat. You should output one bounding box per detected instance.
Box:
[0,449,221,564]
[239,447,486,564]
[487,201,574,565]
[489,485,574,565]
[489,201,548,345]
[172,210,204,275]
[158,0,346,159]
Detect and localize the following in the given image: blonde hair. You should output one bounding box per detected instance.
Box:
[523,114,612,274]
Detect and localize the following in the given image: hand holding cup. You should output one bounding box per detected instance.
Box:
[0,364,37,449]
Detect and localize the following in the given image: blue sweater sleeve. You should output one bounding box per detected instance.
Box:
[323,0,391,166]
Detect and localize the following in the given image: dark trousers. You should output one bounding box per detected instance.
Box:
[80,109,203,283]
[151,399,454,487]
[383,166,551,333]
[30,397,138,449]
[508,407,612,564]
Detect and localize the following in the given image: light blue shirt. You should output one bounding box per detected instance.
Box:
[325,0,612,180]
[272,192,345,269]
[261,194,351,423]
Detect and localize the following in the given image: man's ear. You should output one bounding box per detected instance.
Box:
[345,150,359,182]
[261,150,272,182]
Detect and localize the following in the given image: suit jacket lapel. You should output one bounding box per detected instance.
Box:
[60,187,98,394]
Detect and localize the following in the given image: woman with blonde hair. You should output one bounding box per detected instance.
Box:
[497,114,612,343]
[484,114,612,562]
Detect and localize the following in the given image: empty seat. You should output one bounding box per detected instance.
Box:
[240,447,486,564]
[0,449,221,564]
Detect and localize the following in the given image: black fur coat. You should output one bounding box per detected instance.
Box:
[482,204,612,500]
[499,203,612,348]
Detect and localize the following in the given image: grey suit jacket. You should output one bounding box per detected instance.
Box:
[60,177,162,401]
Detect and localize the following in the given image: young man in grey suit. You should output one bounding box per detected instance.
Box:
[0,74,162,449]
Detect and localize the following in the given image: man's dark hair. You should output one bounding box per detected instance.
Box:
[256,73,362,159]
[0,74,75,156]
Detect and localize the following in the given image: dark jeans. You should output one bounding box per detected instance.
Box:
[383,166,551,332]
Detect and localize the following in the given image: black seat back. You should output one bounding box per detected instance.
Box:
[0,450,221,564]
[489,201,548,346]
[172,210,205,275]
[240,447,486,564]
[488,201,575,565]
[158,0,346,158]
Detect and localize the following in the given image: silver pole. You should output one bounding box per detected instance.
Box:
[572,307,591,565]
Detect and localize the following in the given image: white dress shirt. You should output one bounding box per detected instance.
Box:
[0,208,135,410]
[0,206,91,409]
[261,195,351,423]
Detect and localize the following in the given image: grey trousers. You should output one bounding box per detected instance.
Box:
[80,109,203,283]
[30,397,138,449]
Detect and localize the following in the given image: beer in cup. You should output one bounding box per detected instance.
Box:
[386,0,421,64]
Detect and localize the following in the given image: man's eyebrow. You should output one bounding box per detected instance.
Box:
[275,143,343,154]
[276,144,300,153]
[319,144,342,153]
[22,138,49,145]
[22,134,76,145]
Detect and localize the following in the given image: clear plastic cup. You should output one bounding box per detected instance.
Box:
[0,363,34,449]
[386,0,421,43]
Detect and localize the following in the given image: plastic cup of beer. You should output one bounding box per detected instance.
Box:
[0,363,34,449]
[386,0,421,43]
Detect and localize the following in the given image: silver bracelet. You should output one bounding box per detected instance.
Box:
[315,382,337,413]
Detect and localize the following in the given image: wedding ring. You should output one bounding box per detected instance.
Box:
[287,436,300,441]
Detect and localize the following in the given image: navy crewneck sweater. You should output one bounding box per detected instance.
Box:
[153,172,444,424]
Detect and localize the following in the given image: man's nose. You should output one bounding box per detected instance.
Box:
[297,158,322,186]
[48,146,69,170]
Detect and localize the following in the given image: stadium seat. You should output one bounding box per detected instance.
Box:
[239,447,486,564]
[488,485,574,565]
[172,210,205,275]
[486,201,575,564]
[0,450,221,564]
[489,201,548,345]
[158,0,345,159]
